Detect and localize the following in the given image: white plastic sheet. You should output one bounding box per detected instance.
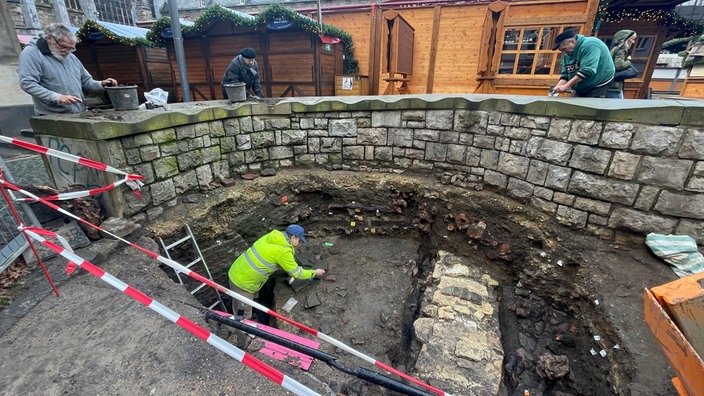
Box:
[645,233,704,277]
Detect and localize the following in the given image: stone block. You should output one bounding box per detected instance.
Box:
[569,145,612,175]
[525,137,572,165]
[631,125,683,156]
[636,157,693,189]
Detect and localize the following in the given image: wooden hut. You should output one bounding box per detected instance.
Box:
[679,39,704,98]
[148,5,353,101]
[74,20,175,103]
[299,0,692,98]
[596,0,693,99]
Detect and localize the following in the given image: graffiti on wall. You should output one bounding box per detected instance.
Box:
[45,136,104,195]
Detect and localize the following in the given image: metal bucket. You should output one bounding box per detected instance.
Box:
[224,83,246,102]
[106,85,139,110]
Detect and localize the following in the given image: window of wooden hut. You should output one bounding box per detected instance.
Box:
[499,26,581,75]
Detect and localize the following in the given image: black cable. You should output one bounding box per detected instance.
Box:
[205,310,434,396]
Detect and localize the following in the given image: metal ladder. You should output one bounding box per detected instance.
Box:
[159,225,226,311]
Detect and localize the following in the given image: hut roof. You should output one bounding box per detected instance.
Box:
[682,36,704,68]
[76,20,153,46]
[147,3,358,74]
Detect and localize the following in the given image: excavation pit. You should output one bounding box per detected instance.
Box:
[150,169,678,396]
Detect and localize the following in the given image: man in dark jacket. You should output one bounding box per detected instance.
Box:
[221,47,265,99]
[550,30,614,98]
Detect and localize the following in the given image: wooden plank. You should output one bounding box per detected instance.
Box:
[506,1,589,22]
[335,75,369,96]
[371,7,383,94]
[148,64,174,86]
[268,32,313,53]
[144,47,168,62]
[396,16,414,75]
[209,35,262,56]
[269,54,314,82]
[505,15,588,27]
[271,83,315,97]
[426,5,441,93]
[323,10,373,76]
[136,47,149,90]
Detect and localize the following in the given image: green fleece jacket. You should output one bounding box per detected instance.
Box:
[559,35,615,95]
[228,229,316,293]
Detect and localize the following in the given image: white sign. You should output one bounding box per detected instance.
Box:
[342,77,354,90]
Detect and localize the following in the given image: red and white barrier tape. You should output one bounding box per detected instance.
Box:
[21,227,320,396]
[1,181,450,396]
[0,135,143,200]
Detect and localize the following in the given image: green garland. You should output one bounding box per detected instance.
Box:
[146,4,359,75]
[77,19,153,47]
[594,1,704,68]
[598,6,704,38]
[677,35,704,68]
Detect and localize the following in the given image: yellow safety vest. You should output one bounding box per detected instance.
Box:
[228,229,316,293]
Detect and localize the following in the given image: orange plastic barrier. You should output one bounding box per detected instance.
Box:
[645,272,704,396]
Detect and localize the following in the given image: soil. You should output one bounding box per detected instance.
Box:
[0,169,681,395]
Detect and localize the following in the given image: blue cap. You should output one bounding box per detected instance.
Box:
[286,224,307,243]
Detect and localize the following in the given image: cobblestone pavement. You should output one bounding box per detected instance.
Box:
[4,155,51,186]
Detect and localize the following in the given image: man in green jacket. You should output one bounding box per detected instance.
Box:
[550,30,615,98]
[228,224,325,321]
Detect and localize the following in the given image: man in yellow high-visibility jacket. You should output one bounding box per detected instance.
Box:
[228,224,325,321]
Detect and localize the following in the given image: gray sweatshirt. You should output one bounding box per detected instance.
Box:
[19,36,105,115]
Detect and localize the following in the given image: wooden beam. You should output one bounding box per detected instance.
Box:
[368,6,383,95]
[426,5,442,94]
[136,47,149,90]
[505,15,587,27]
[585,0,600,35]
[203,39,215,100]
[313,36,321,96]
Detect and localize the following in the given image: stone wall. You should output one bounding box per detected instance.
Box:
[28,95,704,244]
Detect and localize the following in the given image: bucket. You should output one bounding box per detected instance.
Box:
[106,85,139,110]
[224,83,246,102]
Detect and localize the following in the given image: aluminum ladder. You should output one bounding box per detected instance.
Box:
[159,225,226,311]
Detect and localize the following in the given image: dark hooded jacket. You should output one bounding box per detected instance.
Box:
[220,55,265,98]
[608,29,637,93]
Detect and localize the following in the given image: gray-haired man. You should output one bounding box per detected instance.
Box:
[19,23,118,115]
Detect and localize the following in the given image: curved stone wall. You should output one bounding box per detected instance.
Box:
[29,95,704,244]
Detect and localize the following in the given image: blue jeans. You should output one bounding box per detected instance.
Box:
[606,90,624,99]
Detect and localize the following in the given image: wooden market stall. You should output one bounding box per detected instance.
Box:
[680,39,704,98]
[74,20,175,102]
[148,4,353,101]
[596,0,693,99]
[301,0,692,98]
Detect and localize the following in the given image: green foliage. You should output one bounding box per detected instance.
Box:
[77,19,154,47]
[663,36,695,53]
[598,5,704,38]
[146,4,359,75]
